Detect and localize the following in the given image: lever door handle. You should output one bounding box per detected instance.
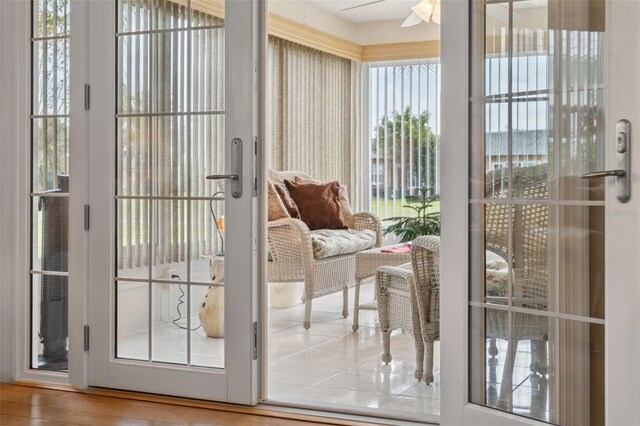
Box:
[580,170,625,179]
[206,174,239,180]
[206,138,243,198]
[580,119,631,203]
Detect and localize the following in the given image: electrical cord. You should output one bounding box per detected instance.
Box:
[171,190,223,331]
[171,274,202,331]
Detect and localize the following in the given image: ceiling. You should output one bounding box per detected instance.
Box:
[306,0,419,23]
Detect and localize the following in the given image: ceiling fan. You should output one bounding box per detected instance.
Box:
[340,0,440,26]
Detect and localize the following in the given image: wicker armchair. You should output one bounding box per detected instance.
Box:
[376,236,441,385]
[484,165,549,408]
[376,264,424,380]
[267,170,382,329]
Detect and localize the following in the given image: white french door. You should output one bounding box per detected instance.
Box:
[440,0,640,424]
[83,0,264,404]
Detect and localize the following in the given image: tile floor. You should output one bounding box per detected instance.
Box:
[117,278,547,423]
[118,279,441,421]
[266,279,441,422]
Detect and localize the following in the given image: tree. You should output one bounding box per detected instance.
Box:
[371,107,438,198]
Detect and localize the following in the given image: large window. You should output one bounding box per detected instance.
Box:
[31,0,70,372]
[367,59,441,220]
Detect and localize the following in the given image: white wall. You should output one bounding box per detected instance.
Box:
[268,0,441,45]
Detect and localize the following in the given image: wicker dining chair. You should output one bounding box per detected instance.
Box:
[267,169,382,329]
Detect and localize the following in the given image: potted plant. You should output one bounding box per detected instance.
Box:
[383,187,441,242]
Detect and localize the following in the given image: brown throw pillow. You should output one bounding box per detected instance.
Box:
[275,184,300,219]
[268,182,290,221]
[294,176,355,228]
[284,179,347,231]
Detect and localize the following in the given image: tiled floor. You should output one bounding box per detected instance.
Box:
[117,278,441,422]
[117,277,548,423]
[266,279,441,422]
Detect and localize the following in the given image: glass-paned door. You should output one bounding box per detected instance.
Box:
[30,0,71,372]
[441,0,640,424]
[468,0,606,423]
[87,0,262,403]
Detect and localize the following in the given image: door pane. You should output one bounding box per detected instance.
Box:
[115,0,225,369]
[469,0,605,423]
[31,0,70,372]
[116,281,150,361]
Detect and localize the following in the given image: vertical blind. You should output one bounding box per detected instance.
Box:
[366,60,441,220]
[117,0,224,270]
[268,36,354,194]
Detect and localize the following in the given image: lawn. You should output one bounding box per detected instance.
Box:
[370,197,440,221]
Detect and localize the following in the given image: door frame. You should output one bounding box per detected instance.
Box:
[83,0,264,404]
[0,0,87,386]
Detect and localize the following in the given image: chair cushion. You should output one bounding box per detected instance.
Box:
[485,260,509,296]
[275,184,301,219]
[285,179,347,230]
[294,176,355,228]
[268,182,290,221]
[311,229,376,260]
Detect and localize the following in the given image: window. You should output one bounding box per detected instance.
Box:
[31,0,70,372]
[366,59,441,220]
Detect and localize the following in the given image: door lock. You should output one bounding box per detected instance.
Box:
[206,138,243,198]
[581,119,631,203]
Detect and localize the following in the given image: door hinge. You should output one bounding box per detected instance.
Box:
[84,84,91,110]
[252,321,258,360]
[84,205,90,230]
[84,325,90,351]
[253,136,258,197]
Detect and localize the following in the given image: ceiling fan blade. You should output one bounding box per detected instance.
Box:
[401,11,423,27]
[340,0,387,12]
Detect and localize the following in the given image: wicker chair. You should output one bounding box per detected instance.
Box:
[375,236,441,385]
[267,170,382,329]
[376,264,424,380]
[484,165,549,408]
[410,235,441,385]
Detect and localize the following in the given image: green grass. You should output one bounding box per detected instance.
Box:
[371,197,440,221]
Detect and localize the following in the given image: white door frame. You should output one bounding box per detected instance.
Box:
[83,0,263,404]
[0,0,31,384]
[0,0,87,386]
[440,0,640,424]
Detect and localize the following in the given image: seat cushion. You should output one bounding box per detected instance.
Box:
[311,229,376,260]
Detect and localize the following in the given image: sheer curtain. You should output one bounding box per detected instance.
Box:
[268,36,354,196]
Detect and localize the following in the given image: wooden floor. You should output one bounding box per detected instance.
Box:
[0,383,372,426]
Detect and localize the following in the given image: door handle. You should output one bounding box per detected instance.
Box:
[206,138,242,198]
[580,170,625,179]
[206,174,239,180]
[579,119,631,203]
